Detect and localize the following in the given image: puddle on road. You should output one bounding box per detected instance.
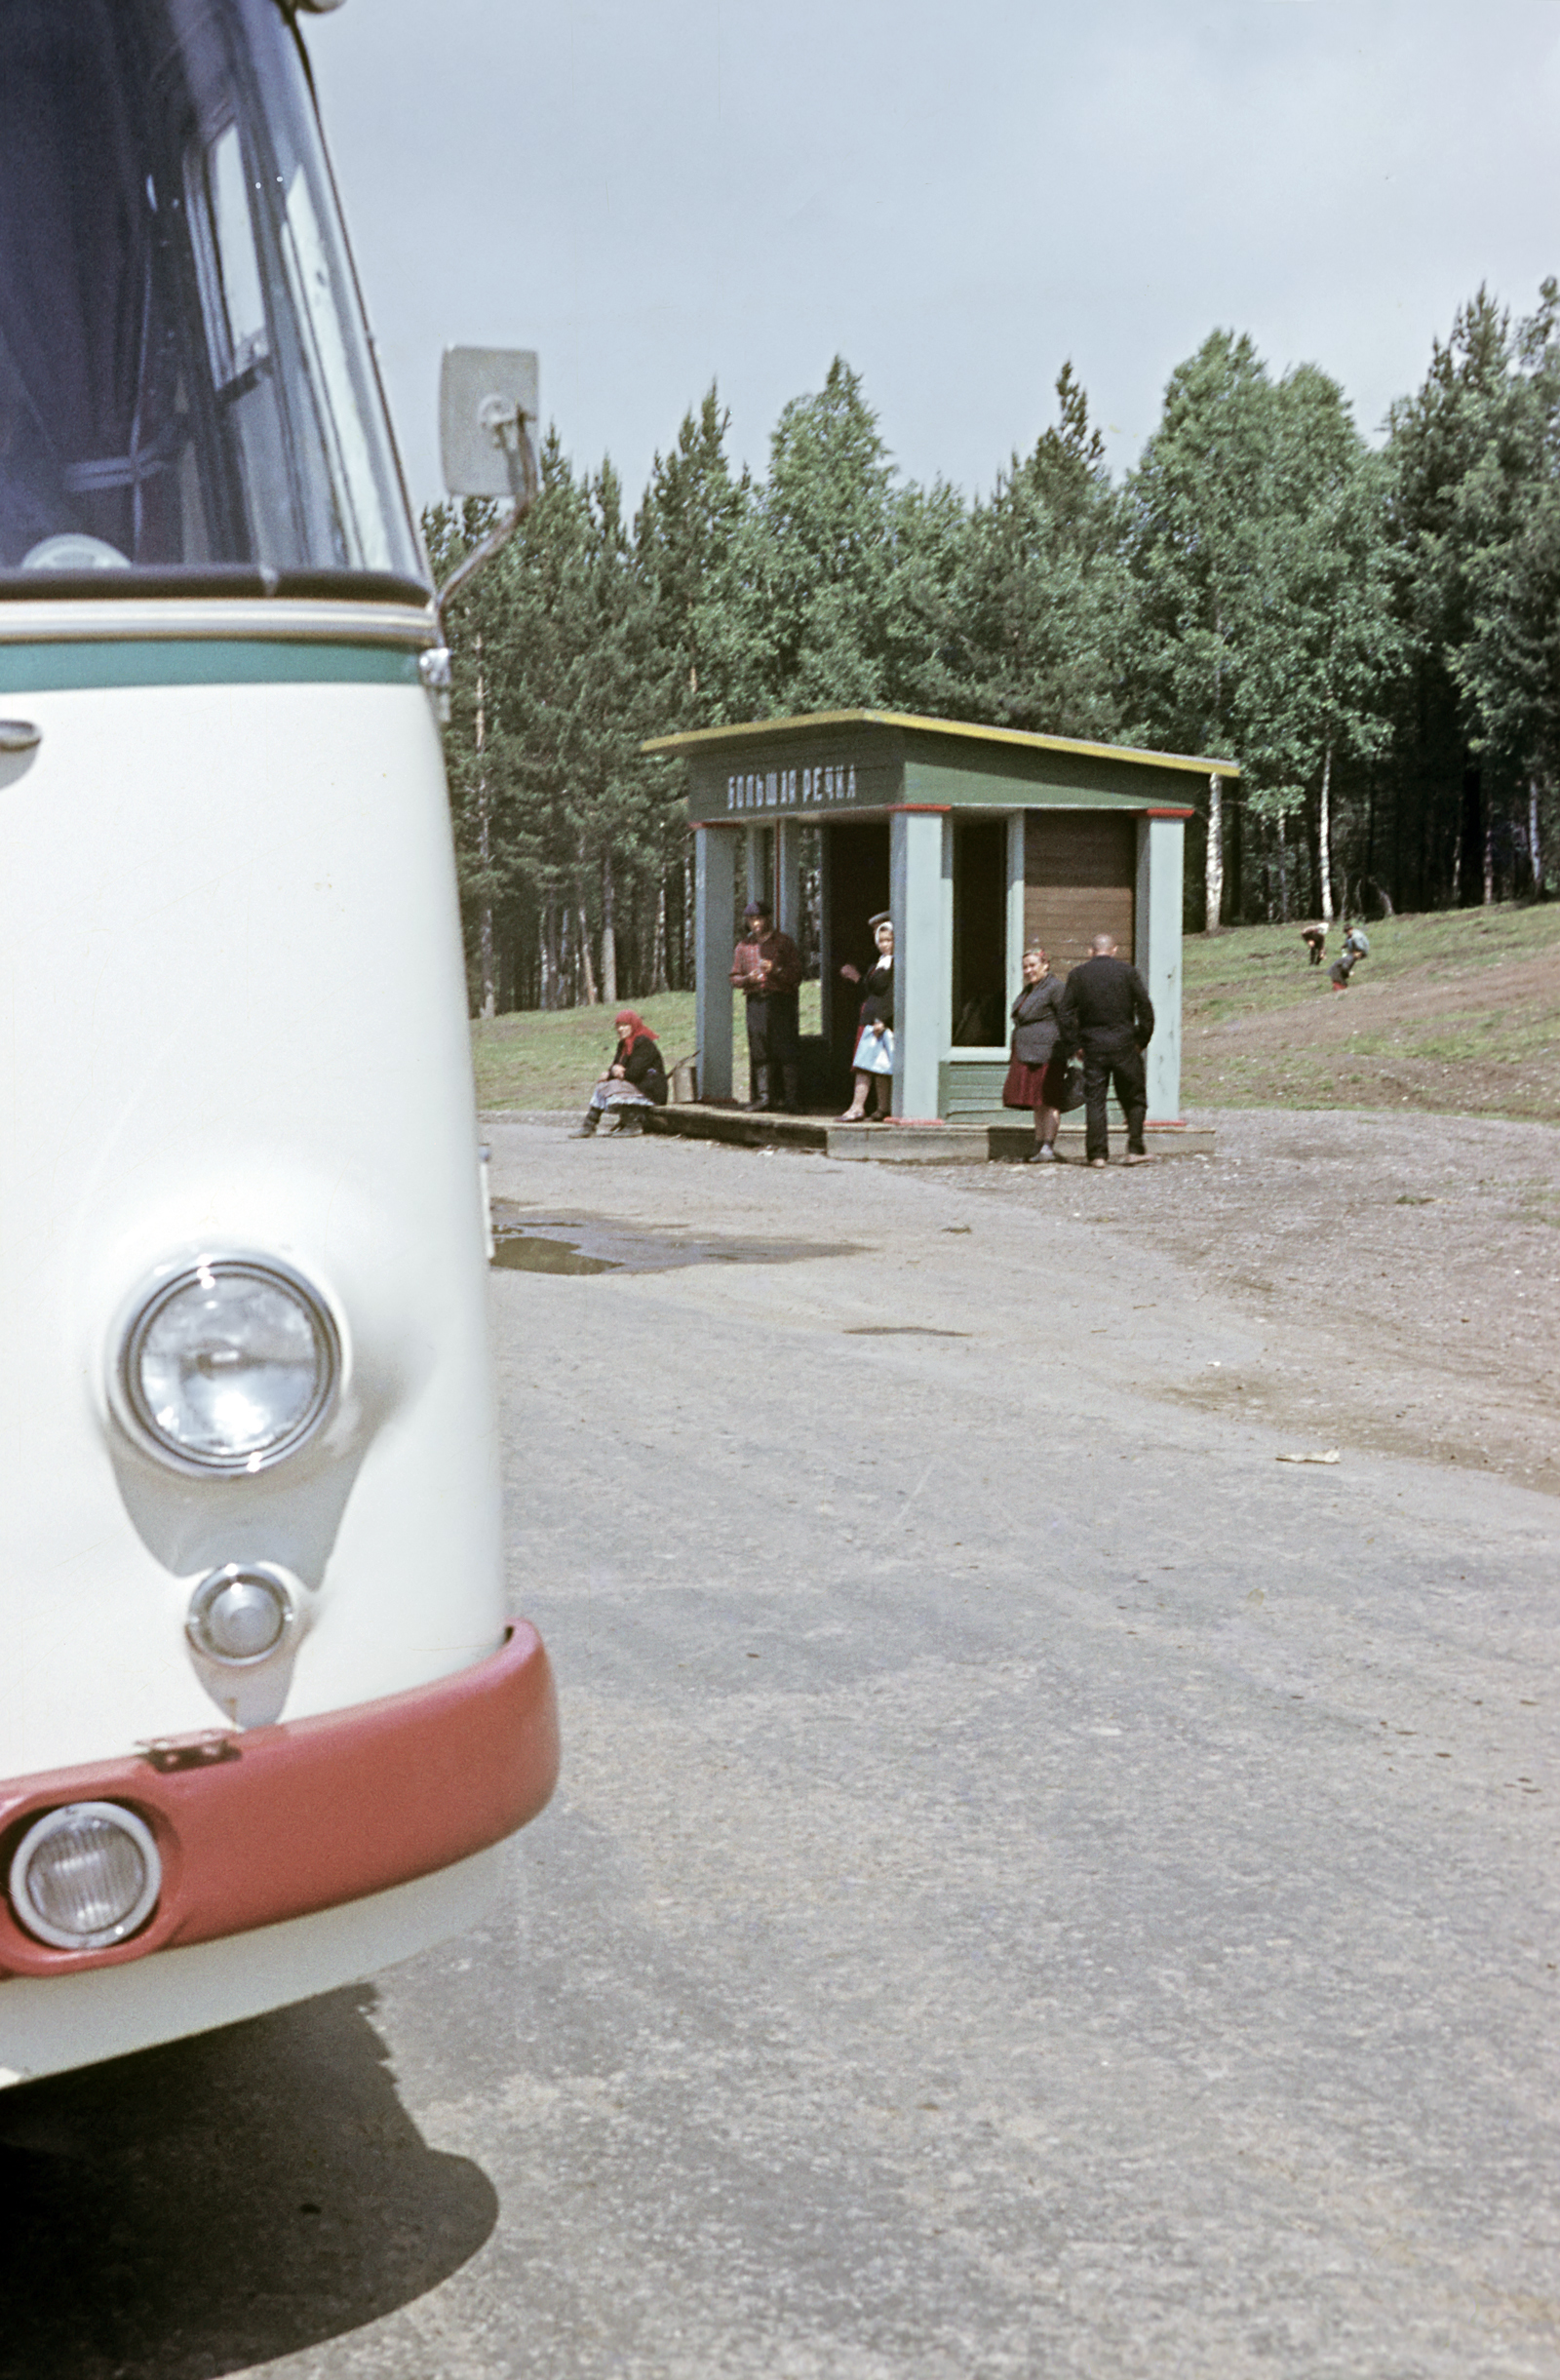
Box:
[491,1232,617,1275]
[490,1208,860,1276]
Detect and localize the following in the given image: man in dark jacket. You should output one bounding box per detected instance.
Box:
[1056,934,1155,1167]
[729,898,803,1112]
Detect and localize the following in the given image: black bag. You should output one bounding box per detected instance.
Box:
[1059,1063,1085,1113]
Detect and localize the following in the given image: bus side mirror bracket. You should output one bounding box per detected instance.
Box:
[435,345,540,625]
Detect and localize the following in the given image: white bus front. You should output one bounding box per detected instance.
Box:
[0,0,557,2085]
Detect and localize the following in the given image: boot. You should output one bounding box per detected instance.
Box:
[573,1108,600,1138]
[746,1066,771,1112]
[780,1065,800,1114]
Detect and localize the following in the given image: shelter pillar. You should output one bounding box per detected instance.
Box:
[1005,813,1027,1014]
[890,807,952,1121]
[1136,813,1184,1120]
[744,824,765,915]
[775,818,801,941]
[695,824,736,1101]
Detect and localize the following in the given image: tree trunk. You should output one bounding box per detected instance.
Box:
[1276,812,1289,923]
[1531,778,1543,895]
[1204,772,1224,934]
[1483,799,1496,906]
[540,902,559,1011]
[1317,741,1335,926]
[474,633,496,1020]
[577,900,599,1006]
[651,876,670,992]
[601,855,618,1007]
[1228,785,1242,923]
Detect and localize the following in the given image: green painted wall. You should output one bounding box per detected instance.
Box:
[0,642,422,694]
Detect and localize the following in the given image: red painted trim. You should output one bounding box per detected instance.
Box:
[1144,807,1194,819]
[885,803,951,814]
[0,1625,559,1979]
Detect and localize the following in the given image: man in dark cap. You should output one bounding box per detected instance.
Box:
[1056,933,1155,1167]
[729,897,803,1111]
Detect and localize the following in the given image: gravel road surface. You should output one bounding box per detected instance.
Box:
[3,1112,1555,2379]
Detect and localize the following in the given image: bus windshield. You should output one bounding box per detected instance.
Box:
[0,0,425,592]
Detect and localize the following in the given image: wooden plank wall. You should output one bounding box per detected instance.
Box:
[1024,812,1136,971]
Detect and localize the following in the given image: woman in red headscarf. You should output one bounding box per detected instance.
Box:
[577,1009,669,1135]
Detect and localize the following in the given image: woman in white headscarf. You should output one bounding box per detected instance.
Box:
[838,913,894,1120]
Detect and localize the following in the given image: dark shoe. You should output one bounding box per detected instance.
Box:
[745,1066,771,1112]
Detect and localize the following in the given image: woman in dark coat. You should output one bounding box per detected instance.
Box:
[1001,947,1071,1162]
[577,1008,668,1135]
[837,913,895,1119]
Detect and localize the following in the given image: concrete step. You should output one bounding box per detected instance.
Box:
[643,1107,1216,1163]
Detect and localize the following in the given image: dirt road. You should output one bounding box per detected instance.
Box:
[957,1105,1560,1496]
[4,1106,1554,2379]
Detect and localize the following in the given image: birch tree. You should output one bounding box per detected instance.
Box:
[1450,281,1560,897]
[1380,288,1518,908]
[1240,368,1397,922]
[1121,332,1275,929]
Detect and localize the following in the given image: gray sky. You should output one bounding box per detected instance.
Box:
[307,1,1560,517]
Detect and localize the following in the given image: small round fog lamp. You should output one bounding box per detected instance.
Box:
[187,1563,298,1664]
[10,1803,161,1951]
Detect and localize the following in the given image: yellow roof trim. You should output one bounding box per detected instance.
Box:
[641,708,1240,778]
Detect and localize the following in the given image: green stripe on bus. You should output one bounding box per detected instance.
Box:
[0,642,423,693]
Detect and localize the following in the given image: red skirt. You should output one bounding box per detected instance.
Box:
[1002,1055,1068,1111]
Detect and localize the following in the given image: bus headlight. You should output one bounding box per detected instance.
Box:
[186,1563,298,1663]
[115,1255,339,1475]
[10,1803,162,1951]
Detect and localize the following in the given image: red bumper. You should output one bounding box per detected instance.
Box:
[0,1624,559,1979]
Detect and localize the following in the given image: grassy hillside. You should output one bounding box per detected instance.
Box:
[470,905,1559,1119]
[473,983,823,1111]
[1181,902,1560,1118]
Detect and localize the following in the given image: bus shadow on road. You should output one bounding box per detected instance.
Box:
[0,1982,495,2378]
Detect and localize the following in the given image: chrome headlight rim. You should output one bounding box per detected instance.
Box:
[10,1801,163,1952]
[111,1249,342,1478]
[186,1560,301,1666]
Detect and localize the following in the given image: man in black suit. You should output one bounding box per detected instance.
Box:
[1056,934,1155,1168]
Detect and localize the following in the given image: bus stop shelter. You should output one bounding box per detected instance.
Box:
[644,710,1237,1135]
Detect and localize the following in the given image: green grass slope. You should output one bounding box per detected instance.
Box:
[470,906,1558,1120]
[1182,903,1560,1118]
[473,984,824,1112]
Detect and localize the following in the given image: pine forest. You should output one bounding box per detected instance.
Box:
[426,282,1560,1015]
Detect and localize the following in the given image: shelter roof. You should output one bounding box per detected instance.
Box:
[642,708,1240,779]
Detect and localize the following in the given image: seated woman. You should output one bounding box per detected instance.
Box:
[1002,946,1070,1162]
[838,913,894,1120]
[577,1008,668,1135]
